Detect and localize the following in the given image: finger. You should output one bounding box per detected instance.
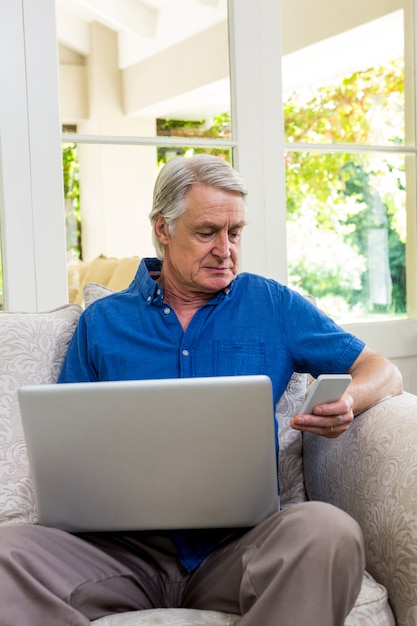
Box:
[323,420,352,438]
[292,412,352,429]
[291,416,350,438]
[326,424,338,438]
[311,393,353,417]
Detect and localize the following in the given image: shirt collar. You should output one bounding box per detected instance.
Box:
[133,258,163,304]
[133,257,235,304]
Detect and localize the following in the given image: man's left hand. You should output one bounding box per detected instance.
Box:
[290,393,354,438]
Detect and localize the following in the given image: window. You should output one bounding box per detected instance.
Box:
[57,0,233,301]
[0,0,283,310]
[281,2,413,323]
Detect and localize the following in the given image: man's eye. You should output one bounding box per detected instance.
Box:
[229,231,241,240]
[198,232,213,239]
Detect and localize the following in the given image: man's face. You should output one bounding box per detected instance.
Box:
[155,183,246,295]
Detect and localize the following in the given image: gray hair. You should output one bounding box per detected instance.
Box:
[149,154,249,259]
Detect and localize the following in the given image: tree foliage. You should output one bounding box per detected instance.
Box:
[284,58,406,318]
[62,143,82,258]
[156,113,232,165]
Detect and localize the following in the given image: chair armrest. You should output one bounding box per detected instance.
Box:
[303,392,417,626]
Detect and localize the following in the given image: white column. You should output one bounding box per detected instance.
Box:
[228,0,288,283]
[0,0,67,311]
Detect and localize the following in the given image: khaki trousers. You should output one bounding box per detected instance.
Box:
[0,501,364,626]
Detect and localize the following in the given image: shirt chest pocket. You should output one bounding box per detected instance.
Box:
[213,340,265,376]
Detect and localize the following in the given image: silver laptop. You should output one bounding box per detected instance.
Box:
[18,375,279,532]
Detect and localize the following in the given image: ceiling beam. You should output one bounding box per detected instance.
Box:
[122,21,229,118]
[56,5,90,56]
[68,0,157,38]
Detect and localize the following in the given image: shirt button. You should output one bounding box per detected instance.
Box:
[147,296,151,302]
[163,307,171,315]
[157,289,161,296]
[182,349,189,356]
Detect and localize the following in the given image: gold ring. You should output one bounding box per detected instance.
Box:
[330,426,334,434]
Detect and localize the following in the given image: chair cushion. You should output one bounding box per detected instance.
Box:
[71,255,141,305]
[84,282,113,307]
[345,571,395,625]
[275,371,308,507]
[0,304,82,525]
[90,573,394,625]
[91,608,239,625]
[83,283,393,626]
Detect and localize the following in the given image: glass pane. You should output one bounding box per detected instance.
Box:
[281,1,410,323]
[56,0,232,302]
[157,135,232,168]
[285,150,406,323]
[56,0,231,140]
[63,142,233,304]
[64,142,157,303]
[282,6,404,146]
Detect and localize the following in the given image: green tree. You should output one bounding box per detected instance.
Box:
[284,58,406,317]
[62,143,82,259]
[156,113,232,165]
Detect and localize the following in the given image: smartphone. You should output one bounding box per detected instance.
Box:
[299,374,352,415]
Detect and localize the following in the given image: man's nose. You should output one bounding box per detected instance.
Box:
[212,232,230,258]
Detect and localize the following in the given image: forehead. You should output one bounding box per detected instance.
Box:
[183,183,246,224]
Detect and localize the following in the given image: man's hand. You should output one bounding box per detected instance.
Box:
[290,345,403,439]
[290,392,354,438]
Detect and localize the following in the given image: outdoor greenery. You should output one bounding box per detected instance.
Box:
[156,113,232,165]
[284,58,406,320]
[62,142,82,259]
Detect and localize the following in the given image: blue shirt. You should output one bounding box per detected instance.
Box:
[58,258,365,570]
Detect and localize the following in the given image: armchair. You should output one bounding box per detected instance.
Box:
[1,285,415,625]
[304,392,417,626]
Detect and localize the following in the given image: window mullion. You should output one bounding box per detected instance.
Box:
[405,0,417,317]
[228,0,288,283]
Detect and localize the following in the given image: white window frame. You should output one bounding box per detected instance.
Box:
[0,0,286,311]
[0,0,67,311]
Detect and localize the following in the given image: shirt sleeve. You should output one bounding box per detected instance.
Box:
[58,312,98,383]
[278,287,365,377]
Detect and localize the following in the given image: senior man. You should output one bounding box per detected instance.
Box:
[0,154,402,625]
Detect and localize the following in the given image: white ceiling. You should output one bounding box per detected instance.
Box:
[55,0,230,119]
[54,1,403,120]
[55,0,228,68]
[282,10,404,97]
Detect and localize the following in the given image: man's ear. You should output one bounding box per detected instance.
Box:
[154,215,169,245]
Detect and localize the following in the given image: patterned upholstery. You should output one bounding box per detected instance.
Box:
[0,305,82,525]
[92,572,395,626]
[92,609,240,626]
[1,295,412,624]
[304,392,417,626]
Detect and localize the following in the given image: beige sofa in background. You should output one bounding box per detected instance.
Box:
[67,254,141,305]
[1,262,417,625]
